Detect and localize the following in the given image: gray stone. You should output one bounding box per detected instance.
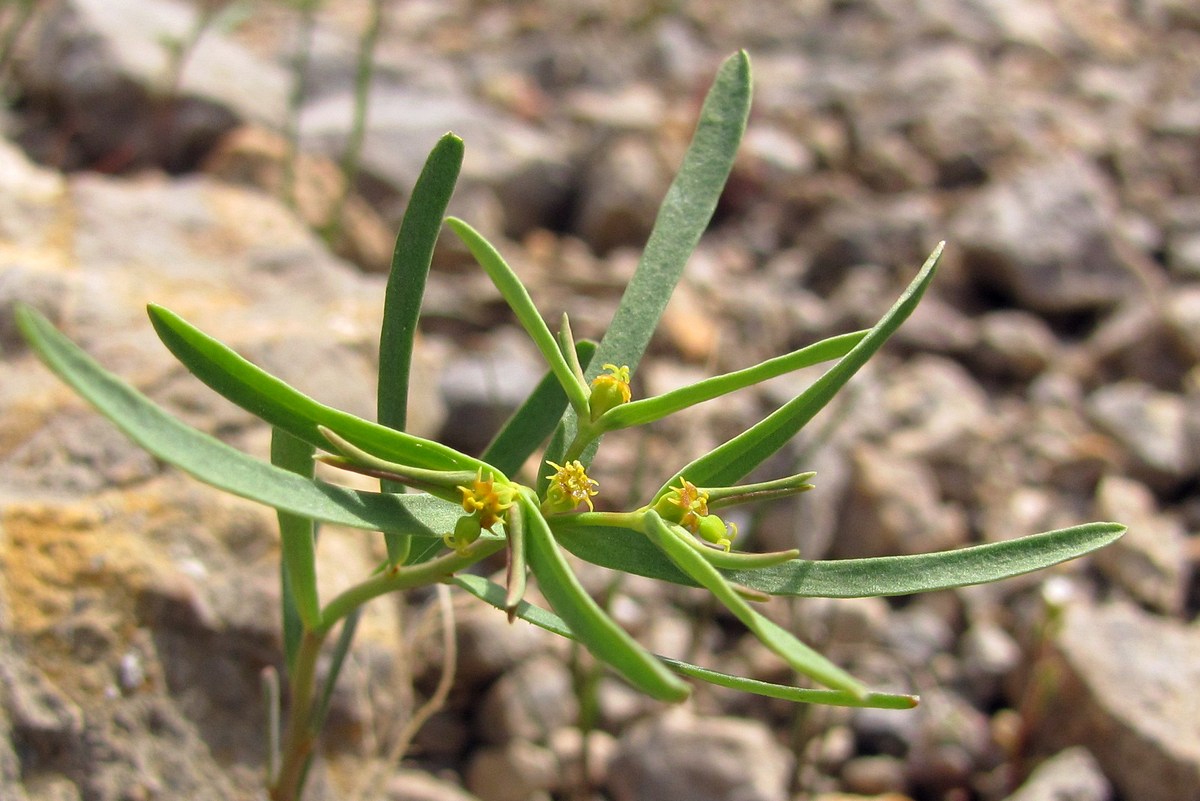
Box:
[1087,380,1198,490]
[573,135,671,253]
[840,754,908,796]
[549,726,617,791]
[385,770,481,801]
[833,442,969,559]
[475,654,578,745]
[437,327,546,455]
[1035,600,1200,801]
[958,620,1022,703]
[429,599,557,691]
[300,85,572,236]
[465,740,558,801]
[1166,285,1200,360]
[608,709,794,801]
[973,310,1060,381]
[904,689,997,793]
[877,355,994,461]
[953,154,1141,313]
[15,0,287,171]
[1093,474,1190,614]
[1002,747,1110,801]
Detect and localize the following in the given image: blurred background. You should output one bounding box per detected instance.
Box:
[1,1,1198,800]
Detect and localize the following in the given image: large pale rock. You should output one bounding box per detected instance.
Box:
[16,0,288,170]
[1002,747,1110,801]
[1034,600,1200,801]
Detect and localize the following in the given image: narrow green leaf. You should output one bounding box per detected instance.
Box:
[545,50,753,466]
[504,503,527,618]
[553,520,1126,598]
[642,512,866,696]
[271,429,321,669]
[519,491,690,702]
[15,306,467,535]
[599,330,866,431]
[147,304,482,473]
[590,51,752,374]
[659,244,942,497]
[445,217,592,417]
[482,341,596,477]
[376,133,464,560]
[377,130,463,434]
[453,574,917,709]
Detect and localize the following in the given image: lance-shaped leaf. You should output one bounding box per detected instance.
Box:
[544,50,753,469]
[453,575,917,710]
[553,519,1126,598]
[377,132,463,436]
[596,330,865,432]
[15,306,468,536]
[377,132,464,562]
[642,511,866,697]
[147,304,481,474]
[519,490,690,702]
[657,243,943,499]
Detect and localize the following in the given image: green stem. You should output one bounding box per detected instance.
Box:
[270,628,327,801]
[316,539,505,632]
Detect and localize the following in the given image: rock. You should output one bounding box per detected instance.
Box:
[475,654,579,745]
[876,355,994,462]
[565,83,667,132]
[904,689,998,795]
[385,770,481,801]
[549,726,617,791]
[14,0,287,171]
[972,310,1059,381]
[1092,474,1190,614]
[1087,380,1198,491]
[958,621,1022,705]
[1166,285,1200,361]
[437,327,546,455]
[608,709,794,801]
[431,600,558,692]
[202,125,396,273]
[0,137,67,249]
[952,154,1142,313]
[1002,747,1110,801]
[572,135,672,253]
[1033,600,1200,801]
[0,655,84,767]
[841,755,909,796]
[465,740,558,801]
[300,85,572,236]
[833,442,969,559]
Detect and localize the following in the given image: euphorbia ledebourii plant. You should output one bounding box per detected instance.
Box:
[15,51,1124,801]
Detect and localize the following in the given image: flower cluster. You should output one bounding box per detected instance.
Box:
[542,459,600,514]
[655,478,737,551]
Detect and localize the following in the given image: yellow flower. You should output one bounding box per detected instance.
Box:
[542,459,600,514]
[457,469,517,531]
[589,363,632,421]
[654,478,709,533]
